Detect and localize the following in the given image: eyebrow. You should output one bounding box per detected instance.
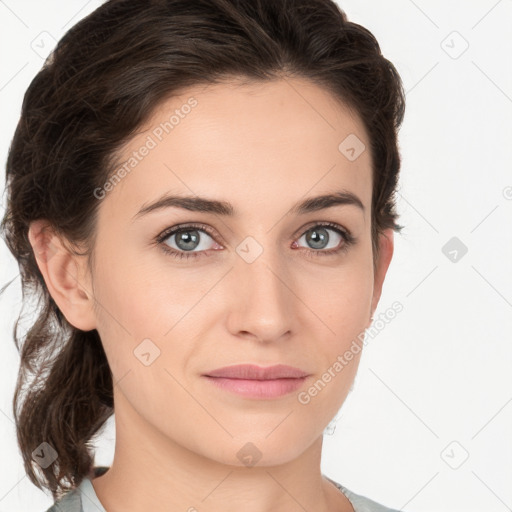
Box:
[132,189,365,221]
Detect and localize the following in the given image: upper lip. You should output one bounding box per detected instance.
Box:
[204,364,309,380]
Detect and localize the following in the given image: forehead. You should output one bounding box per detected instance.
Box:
[100,78,372,224]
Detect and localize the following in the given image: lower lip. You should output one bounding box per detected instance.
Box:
[203,376,308,398]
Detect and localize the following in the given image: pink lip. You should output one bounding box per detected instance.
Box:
[202,364,310,399]
[204,364,309,379]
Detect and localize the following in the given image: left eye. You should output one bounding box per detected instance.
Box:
[295,225,345,251]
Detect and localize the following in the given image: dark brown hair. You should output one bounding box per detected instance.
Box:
[0,0,405,501]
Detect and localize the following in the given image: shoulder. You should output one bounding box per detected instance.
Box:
[43,488,82,512]
[326,476,403,512]
[43,466,109,512]
[341,487,402,512]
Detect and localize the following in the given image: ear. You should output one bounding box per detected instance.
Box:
[28,219,97,331]
[368,228,394,325]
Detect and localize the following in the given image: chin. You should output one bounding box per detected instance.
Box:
[205,433,315,469]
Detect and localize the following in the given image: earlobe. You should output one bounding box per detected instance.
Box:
[28,219,97,332]
[369,229,395,322]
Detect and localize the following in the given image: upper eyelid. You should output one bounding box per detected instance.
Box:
[156,223,218,244]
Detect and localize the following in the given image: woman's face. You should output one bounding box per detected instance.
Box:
[84,78,393,466]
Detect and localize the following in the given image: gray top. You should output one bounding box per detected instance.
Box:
[45,469,402,512]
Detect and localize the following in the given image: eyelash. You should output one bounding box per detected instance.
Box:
[154,222,356,261]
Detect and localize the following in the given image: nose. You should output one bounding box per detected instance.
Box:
[225,248,294,344]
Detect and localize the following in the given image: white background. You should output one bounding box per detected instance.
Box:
[0,1,511,511]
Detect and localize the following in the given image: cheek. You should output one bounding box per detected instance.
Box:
[306,259,374,336]
[90,245,206,395]
[295,270,372,432]
[90,263,197,424]
[92,240,184,336]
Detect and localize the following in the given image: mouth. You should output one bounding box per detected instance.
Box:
[202,364,310,399]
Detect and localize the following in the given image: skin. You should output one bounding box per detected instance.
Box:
[29,77,393,512]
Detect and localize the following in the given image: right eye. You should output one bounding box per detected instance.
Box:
[155,223,223,260]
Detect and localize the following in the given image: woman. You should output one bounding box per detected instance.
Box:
[1,0,406,510]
